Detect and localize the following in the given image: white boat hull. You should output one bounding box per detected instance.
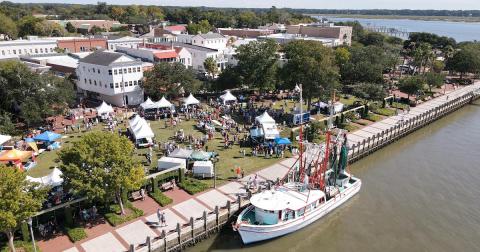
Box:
[237,180,361,244]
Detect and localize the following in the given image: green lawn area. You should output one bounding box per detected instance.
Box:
[27,116,290,188]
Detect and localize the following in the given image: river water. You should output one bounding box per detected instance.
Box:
[192,101,480,252]
[316,17,480,42]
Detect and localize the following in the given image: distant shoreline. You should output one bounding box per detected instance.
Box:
[307,14,480,23]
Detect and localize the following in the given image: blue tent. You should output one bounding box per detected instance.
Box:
[33,131,61,142]
[25,138,35,143]
[275,137,292,145]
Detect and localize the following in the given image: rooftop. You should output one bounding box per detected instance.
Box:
[158,42,218,52]
[250,187,325,211]
[79,51,132,66]
[196,33,225,39]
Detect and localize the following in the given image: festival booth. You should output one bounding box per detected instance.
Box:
[33,131,62,150]
[157,157,186,171]
[26,168,64,187]
[155,96,176,118]
[190,150,214,161]
[139,97,159,118]
[128,115,155,147]
[314,101,344,114]
[96,101,114,120]
[0,134,12,150]
[183,94,200,112]
[192,161,214,178]
[0,149,33,171]
[253,112,280,140]
[274,137,292,145]
[169,148,193,160]
[220,90,237,105]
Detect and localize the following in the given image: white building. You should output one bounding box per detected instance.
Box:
[258,33,340,47]
[107,36,145,51]
[159,42,226,72]
[0,38,57,59]
[76,51,144,107]
[176,33,227,51]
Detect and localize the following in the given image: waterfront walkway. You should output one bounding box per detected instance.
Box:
[39,82,480,252]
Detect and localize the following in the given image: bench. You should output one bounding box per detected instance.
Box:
[161,181,174,191]
[130,191,143,201]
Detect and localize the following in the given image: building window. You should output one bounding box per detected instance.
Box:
[50,48,53,52]
[137,67,140,72]
[40,48,43,53]
[30,49,33,53]
[118,69,122,74]
[129,81,132,86]
[123,68,127,74]
[128,68,132,73]
[94,80,97,86]
[132,68,136,73]
[138,80,142,85]
[98,69,100,74]
[115,83,119,88]
[104,84,107,88]
[45,48,48,53]
[84,78,87,83]
[13,50,16,54]
[108,70,112,75]
[89,79,92,84]
[1,51,5,55]
[35,49,38,53]
[110,83,113,88]
[114,69,117,75]
[134,80,137,85]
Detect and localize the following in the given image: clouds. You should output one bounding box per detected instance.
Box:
[11,0,480,10]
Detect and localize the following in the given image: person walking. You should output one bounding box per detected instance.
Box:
[157,208,162,225]
[140,188,145,201]
[161,212,166,227]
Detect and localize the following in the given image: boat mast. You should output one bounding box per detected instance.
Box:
[320,89,336,190]
[297,84,305,183]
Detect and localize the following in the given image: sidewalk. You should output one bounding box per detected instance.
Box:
[38,156,297,252]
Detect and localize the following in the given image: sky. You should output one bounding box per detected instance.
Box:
[9,0,480,10]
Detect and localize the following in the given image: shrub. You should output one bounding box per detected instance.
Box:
[105,203,144,226]
[365,113,382,122]
[372,108,395,116]
[66,227,87,242]
[179,178,209,195]
[0,241,40,252]
[149,191,173,207]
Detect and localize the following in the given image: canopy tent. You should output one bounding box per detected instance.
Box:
[140,97,159,110]
[155,96,174,109]
[157,157,186,171]
[0,134,12,145]
[314,101,344,114]
[262,124,280,140]
[255,111,276,124]
[132,123,155,140]
[130,117,148,133]
[183,94,200,106]
[26,168,64,187]
[275,137,292,145]
[0,149,32,162]
[96,101,114,115]
[169,148,193,159]
[220,90,237,104]
[33,131,61,142]
[129,115,142,126]
[190,150,213,161]
[25,138,39,153]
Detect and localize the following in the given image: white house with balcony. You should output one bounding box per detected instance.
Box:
[158,42,226,72]
[176,33,227,51]
[76,50,144,107]
[0,38,57,59]
[107,36,145,50]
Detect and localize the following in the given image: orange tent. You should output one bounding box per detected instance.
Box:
[0,149,32,162]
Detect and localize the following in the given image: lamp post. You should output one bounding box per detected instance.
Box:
[211,156,218,188]
[27,217,37,252]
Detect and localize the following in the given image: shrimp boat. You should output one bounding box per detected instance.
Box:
[235,87,362,244]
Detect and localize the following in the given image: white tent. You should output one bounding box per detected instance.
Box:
[262,124,280,140]
[192,161,214,178]
[0,134,12,145]
[140,97,158,110]
[255,111,276,124]
[129,114,142,126]
[96,101,114,115]
[130,117,148,133]
[183,94,200,106]
[26,168,64,187]
[220,90,237,104]
[157,157,186,171]
[132,123,155,140]
[155,96,174,108]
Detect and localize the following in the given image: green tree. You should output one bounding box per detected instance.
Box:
[186,20,212,35]
[334,47,350,67]
[446,44,480,79]
[413,43,435,74]
[0,61,75,127]
[65,22,76,33]
[360,32,385,47]
[0,112,16,135]
[0,165,47,252]
[143,62,201,99]
[214,66,242,91]
[203,57,218,80]
[60,132,144,215]
[282,40,339,109]
[340,46,388,84]
[235,39,279,91]
[90,25,106,34]
[423,72,445,92]
[0,13,18,39]
[351,83,386,101]
[398,76,425,101]
[17,16,43,37]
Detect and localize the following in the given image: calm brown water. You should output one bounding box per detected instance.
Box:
[192,102,480,252]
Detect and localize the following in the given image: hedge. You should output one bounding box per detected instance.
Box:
[149,191,173,207]
[179,178,209,195]
[365,113,383,122]
[66,227,87,242]
[373,108,395,117]
[0,241,40,252]
[105,202,144,226]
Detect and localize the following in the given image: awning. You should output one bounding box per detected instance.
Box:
[155,96,174,108]
[33,131,61,142]
[26,167,64,187]
[220,90,237,103]
[140,97,159,110]
[0,149,32,162]
[275,137,292,145]
[183,94,200,106]
[255,111,276,124]
[96,101,114,115]
[0,134,12,145]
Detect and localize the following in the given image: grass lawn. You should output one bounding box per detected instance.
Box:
[27,115,290,188]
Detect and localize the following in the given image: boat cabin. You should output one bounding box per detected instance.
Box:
[244,187,325,225]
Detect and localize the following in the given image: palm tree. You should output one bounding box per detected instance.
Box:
[203,57,218,80]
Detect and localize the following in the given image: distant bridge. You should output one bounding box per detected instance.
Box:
[364,25,410,39]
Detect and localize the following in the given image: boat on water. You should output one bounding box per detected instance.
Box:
[235,87,362,244]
